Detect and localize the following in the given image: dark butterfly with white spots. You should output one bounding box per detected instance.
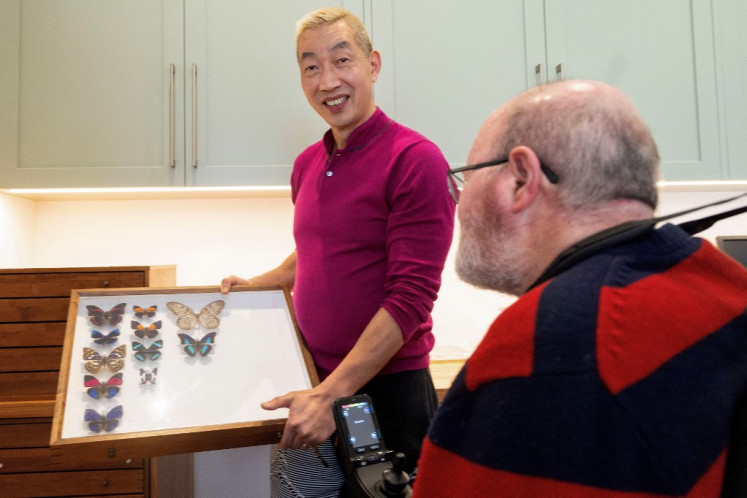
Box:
[86,303,126,327]
[131,320,162,339]
[132,340,163,361]
[83,345,126,374]
[91,328,120,345]
[167,300,225,330]
[85,405,123,433]
[140,367,158,384]
[178,332,217,357]
[84,373,123,399]
[133,304,157,319]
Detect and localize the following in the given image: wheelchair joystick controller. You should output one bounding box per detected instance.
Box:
[377,453,412,497]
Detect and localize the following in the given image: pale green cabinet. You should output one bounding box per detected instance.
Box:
[373,0,726,181]
[714,0,747,180]
[0,0,355,188]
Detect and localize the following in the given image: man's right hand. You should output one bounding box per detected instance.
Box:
[220,275,252,294]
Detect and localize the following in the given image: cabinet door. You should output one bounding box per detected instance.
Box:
[0,0,184,188]
[714,0,747,180]
[183,0,353,186]
[542,0,722,181]
[372,0,530,165]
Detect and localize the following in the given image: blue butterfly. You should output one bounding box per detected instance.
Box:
[132,340,163,361]
[91,328,120,345]
[84,373,123,400]
[84,405,123,433]
[178,332,216,357]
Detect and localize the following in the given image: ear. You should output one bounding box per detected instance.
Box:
[369,50,382,82]
[506,146,543,213]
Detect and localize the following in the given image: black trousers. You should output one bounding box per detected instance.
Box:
[354,368,438,473]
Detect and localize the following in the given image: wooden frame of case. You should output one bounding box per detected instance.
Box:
[50,285,318,460]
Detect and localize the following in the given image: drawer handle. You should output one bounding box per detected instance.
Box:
[102,281,110,288]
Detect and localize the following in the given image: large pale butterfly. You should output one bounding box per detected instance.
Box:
[140,368,158,384]
[91,328,120,345]
[84,405,123,433]
[84,373,123,400]
[83,345,126,374]
[86,303,126,327]
[167,300,225,330]
[132,340,163,361]
[133,304,157,319]
[131,320,162,339]
[178,332,217,357]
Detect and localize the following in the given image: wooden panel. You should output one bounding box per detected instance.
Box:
[0,469,144,497]
[0,419,52,448]
[0,271,146,298]
[0,297,70,322]
[0,347,61,372]
[0,322,66,347]
[0,447,145,473]
[0,371,57,399]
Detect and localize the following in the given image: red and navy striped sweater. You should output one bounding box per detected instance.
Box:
[415,224,747,497]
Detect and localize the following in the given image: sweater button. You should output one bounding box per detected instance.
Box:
[326,170,333,177]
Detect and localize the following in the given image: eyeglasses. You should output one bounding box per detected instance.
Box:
[446,156,560,203]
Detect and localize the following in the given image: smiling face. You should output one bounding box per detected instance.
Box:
[297,21,381,149]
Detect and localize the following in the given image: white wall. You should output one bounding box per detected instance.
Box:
[1,187,745,495]
[0,193,36,267]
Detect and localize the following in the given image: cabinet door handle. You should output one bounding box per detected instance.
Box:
[192,63,198,168]
[535,63,545,86]
[555,63,564,81]
[169,64,176,168]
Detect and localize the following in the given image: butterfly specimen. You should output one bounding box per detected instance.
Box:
[91,328,120,345]
[178,332,217,357]
[140,368,158,384]
[131,320,162,339]
[84,373,123,399]
[167,300,225,330]
[86,303,126,327]
[133,304,157,319]
[83,345,126,374]
[85,405,123,433]
[132,340,163,361]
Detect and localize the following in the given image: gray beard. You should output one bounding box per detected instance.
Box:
[455,220,529,297]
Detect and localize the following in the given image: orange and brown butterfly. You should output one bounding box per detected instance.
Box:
[133,305,157,319]
[166,300,225,330]
[83,344,127,374]
[86,303,126,327]
[131,320,162,339]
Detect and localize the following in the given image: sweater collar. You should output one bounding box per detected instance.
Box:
[323,107,392,154]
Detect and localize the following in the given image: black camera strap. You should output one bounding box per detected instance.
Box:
[530,192,747,290]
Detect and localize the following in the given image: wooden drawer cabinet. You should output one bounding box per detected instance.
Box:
[0,266,177,497]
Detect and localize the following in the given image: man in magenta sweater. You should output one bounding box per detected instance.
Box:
[222,7,454,497]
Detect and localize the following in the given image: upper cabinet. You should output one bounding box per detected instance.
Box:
[374,0,729,181]
[714,0,747,180]
[0,0,355,188]
[0,1,182,188]
[0,0,743,188]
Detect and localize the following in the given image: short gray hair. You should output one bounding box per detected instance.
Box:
[497,81,660,210]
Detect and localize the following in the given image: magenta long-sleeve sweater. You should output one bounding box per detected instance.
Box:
[291,108,455,379]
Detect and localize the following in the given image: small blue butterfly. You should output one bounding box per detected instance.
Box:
[91,328,120,345]
[178,332,216,357]
[132,340,163,361]
[84,405,123,433]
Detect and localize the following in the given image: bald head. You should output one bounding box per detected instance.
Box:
[468,80,660,212]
